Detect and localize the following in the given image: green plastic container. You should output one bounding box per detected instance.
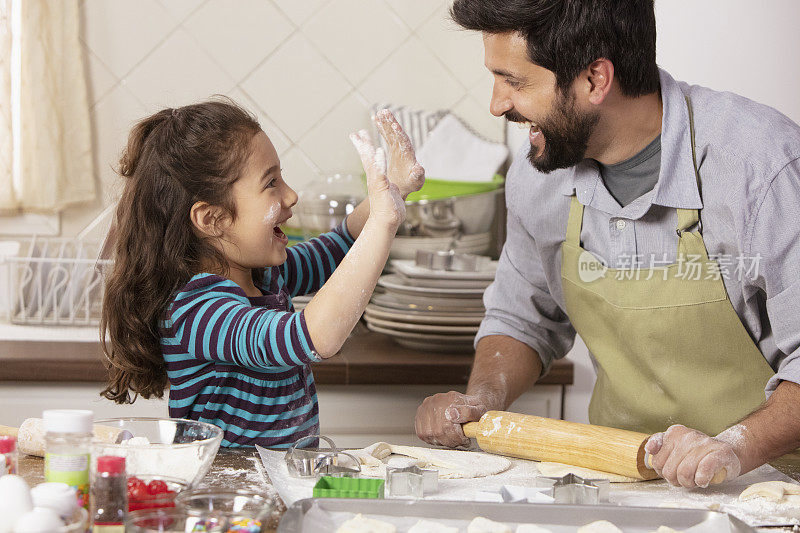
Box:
[405,174,504,202]
[312,476,385,499]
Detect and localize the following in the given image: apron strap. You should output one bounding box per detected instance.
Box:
[677,95,710,260]
[566,195,584,245]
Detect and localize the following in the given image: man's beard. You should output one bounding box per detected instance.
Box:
[507,91,599,174]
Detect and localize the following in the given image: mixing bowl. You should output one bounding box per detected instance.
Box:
[92,418,223,487]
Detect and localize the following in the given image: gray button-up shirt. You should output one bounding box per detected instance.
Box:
[477,69,800,396]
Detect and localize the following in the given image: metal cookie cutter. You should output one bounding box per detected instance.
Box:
[284,435,361,478]
[385,465,438,499]
[414,249,490,272]
[536,473,610,504]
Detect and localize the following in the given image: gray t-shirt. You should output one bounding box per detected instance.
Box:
[598,135,661,207]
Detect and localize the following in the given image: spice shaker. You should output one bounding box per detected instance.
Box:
[92,456,126,532]
[43,409,93,510]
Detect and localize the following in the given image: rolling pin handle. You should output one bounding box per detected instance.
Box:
[709,468,727,485]
[461,422,478,439]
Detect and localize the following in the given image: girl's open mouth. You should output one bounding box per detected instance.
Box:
[273,225,288,245]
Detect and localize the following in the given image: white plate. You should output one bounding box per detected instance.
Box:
[391,259,497,281]
[364,315,480,334]
[390,337,475,353]
[364,306,484,325]
[370,293,484,313]
[378,274,486,298]
[394,232,492,245]
[396,274,493,290]
[366,322,476,342]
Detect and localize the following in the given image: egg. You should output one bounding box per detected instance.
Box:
[30,483,77,518]
[0,475,33,533]
[12,508,64,533]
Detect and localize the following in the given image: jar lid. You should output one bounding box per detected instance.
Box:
[0,436,15,454]
[31,482,78,518]
[96,455,125,474]
[42,410,93,434]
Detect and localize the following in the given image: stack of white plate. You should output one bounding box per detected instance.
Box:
[292,294,312,312]
[364,259,497,352]
[389,232,493,260]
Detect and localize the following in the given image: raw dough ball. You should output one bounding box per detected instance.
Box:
[12,507,64,533]
[515,525,553,533]
[537,462,640,483]
[577,520,623,533]
[467,516,512,533]
[739,481,800,503]
[349,442,511,479]
[408,519,458,533]
[337,514,396,533]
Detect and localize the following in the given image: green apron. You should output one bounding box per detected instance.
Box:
[560,97,775,437]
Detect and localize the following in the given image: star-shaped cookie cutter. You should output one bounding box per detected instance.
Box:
[385,464,438,499]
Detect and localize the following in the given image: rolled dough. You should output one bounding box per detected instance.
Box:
[536,461,641,483]
[336,514,396,533]
[467,517,512,533]
[577,520,623,533]
[348,442,511,479]
[739,480,800,505]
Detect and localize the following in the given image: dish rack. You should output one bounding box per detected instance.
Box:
[3,237,111,326]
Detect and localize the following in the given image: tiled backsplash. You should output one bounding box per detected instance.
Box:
[64,0,505,236]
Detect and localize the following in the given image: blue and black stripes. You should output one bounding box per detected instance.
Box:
[159,220,354,447]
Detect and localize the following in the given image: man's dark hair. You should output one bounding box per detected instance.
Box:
[450,0,660,97]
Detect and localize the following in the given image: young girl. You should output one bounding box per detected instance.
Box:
[100,98,424,447]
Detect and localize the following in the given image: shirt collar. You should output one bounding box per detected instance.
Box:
[558,68,703,210]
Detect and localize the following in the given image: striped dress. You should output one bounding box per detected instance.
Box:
[160,220,354,448]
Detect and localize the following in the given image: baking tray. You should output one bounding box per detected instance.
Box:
[277,499,757,532]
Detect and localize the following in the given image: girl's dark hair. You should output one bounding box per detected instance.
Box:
[101,97,260,403]
[450,0,660,98]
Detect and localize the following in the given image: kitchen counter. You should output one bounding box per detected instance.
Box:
[0,327,573,386]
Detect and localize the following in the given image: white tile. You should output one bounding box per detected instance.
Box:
[417,4,486,87]
[297,92,371,177]
[384,0,441,30]
[227,88,292,156]
[89,85,148,196]
[81,0,176,79]
[183,0,294,82]
[280,146,322,193]
[158,0,207,23]
[302,0,409,85]
[359,36,465,111]
[240,33,351,141]
[451,96,506,144]
[271,0,327,26]
[123,28,236,108]
[82,45,118,106]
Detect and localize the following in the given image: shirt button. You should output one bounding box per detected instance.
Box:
[616,219,627,230]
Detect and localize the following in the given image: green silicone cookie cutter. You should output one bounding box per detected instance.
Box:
[313,476,385,499]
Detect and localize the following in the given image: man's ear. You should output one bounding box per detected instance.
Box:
[190,201,229,238]
[582,58,614,106]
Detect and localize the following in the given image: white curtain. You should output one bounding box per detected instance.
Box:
[0,0,95,214]
[0,0,12,209]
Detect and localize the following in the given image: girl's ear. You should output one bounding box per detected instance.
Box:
[190,201,229,237]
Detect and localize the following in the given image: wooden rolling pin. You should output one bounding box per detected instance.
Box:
[0,419,126,457]
[462,411,727,483]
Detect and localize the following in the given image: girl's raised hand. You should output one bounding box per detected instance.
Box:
[373,109,425,199]
[349,129,405,229]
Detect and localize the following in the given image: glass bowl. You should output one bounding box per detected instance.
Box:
[92,418,223,487]
[125,508,191,533]
[127,475,189,512]
[176,488,273,531]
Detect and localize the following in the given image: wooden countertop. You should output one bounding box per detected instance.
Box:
[0,327,573,386]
